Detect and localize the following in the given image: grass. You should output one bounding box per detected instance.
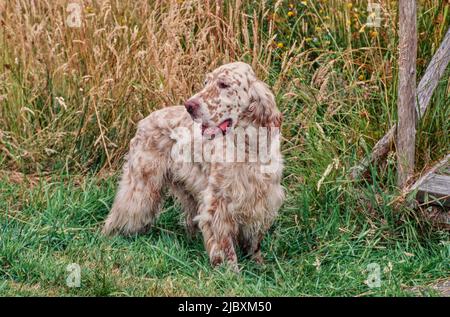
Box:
[0,0,449,296]
[0,173,448,296]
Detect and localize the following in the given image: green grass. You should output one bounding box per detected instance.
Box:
[0,172,448,296]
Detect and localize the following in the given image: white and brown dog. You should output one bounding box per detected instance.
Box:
[102,62,284,270]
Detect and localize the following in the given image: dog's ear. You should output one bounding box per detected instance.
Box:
[247,80,282,128]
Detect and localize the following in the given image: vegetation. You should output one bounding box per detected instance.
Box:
[0,0,449,296]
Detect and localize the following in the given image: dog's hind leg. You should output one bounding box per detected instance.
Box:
[169,183,199,237]
[102,135,167,236]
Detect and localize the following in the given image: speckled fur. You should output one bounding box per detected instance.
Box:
[102,62,284,271]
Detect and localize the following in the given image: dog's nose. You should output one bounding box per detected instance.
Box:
[184,99,200,115]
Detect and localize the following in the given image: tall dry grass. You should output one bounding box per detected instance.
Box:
[0,0,448,176]
[0,0,283,172]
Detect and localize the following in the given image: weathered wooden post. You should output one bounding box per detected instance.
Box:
[397,0,417,188]
[349,26,450,180]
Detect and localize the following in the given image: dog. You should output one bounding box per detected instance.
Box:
[102,62,284,270]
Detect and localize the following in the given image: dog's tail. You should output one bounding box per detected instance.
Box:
[102,137,167,236]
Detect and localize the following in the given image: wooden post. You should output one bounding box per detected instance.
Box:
[349,26,450,180]
[397,0,417,188]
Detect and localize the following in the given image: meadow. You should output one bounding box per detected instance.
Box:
[0,0,449,296]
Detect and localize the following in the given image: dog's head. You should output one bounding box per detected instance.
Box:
[184,62,282,139]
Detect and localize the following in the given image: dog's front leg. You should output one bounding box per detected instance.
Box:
[239,229,265,264]
[195,194,239,272]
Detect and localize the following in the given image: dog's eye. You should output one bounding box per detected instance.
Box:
[218,81,230,89]
[204,79,208,85]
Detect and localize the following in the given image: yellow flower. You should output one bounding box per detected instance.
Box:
[370,31,378,38]
[277,42,284,48]
[288,11,295,17]
[347,3,353,9]
[358,74,365,81]
[301,1,307,6]
[85,6,94,14]
[315,26,322,32]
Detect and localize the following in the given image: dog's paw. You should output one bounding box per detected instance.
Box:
[228,261,241,274]
[252,253,265,265]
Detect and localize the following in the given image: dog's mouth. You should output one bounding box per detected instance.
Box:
[201,118,233,139]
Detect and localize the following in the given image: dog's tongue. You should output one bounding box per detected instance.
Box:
[218,120,230,132]
[202,120,231,139]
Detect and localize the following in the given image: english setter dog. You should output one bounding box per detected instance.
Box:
[102,62,284,270]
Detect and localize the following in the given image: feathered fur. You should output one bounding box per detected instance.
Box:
[102,62,284,270]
